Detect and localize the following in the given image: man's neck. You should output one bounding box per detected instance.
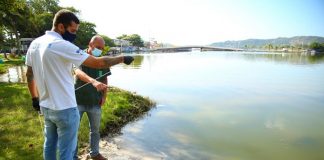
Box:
[52,28,61,35]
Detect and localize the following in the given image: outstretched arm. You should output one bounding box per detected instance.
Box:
[82,55,134,69]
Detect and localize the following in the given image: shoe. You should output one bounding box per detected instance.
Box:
[91,153,107,160]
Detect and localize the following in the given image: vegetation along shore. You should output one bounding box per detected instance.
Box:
[0,83,156,159]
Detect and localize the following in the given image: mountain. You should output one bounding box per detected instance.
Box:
[210,36,324,48]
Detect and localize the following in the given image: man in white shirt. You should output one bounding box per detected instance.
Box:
[25,9,134,160]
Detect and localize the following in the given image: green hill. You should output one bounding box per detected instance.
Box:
[210,36,324,49]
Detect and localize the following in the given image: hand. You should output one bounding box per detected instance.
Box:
[92,80,108,91]
[123,56,134,65]
[32,97,40,111]
[99,97,106,107]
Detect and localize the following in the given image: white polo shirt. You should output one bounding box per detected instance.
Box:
[26,31,89,110]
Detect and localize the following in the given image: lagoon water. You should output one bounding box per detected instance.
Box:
[108,51,324,160]
[1,51,323,159]
[0,65,27,83]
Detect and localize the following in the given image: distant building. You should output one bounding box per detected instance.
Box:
[19,38,34,53]
[113,39,130,46]
[148,38,161,49]
[282,48,288,52]
[112,39,132,52]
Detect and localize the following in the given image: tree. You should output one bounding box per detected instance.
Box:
[128,34,144,47]
[0,0,30,55]
[27,12,54,37]
[117,34,128,40]
[101,35,115,47]
[28,0,60,14]
[0,26,5,48]
[267,44,273,51]
[26,0,79,38]
[74,21,97,49]
[117,34,144,47]
[102,46,110,55]
[309,42,324,52]
[310,42,321,50]
[0,0,92,54]
[0,0,62,55]
[0,26,9,59]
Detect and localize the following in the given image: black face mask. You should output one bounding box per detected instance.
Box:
[62,29,77,43]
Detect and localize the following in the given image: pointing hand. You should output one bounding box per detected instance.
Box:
[123,56,134,65]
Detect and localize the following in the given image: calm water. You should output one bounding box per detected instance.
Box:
[1,52,324,159]
[108,52,324,160]
[0,65,27,83]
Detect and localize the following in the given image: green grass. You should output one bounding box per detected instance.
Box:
[0,83,42,159]
[0,83,155,159]
[0,54,25,74]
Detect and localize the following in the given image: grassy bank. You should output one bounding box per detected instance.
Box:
[0,83,155,160]
[0,54,25,74]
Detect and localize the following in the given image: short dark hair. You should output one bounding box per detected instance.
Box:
[53,9,80,28]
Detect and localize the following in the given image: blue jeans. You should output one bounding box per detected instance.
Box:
[74,105,102,158]
[41,107,80,160]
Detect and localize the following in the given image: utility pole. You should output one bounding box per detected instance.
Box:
[121,40,123,54]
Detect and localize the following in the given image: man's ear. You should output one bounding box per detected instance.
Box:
[89,42,95,49]
[57,23,65,34]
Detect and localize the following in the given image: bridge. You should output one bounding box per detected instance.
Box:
[151,45,243,53]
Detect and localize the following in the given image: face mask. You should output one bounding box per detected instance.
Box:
[92,48,102,57]
[62,29,77,42]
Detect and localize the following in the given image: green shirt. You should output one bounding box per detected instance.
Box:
[75,65,111,105]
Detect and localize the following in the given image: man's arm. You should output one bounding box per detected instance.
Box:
[26,66,38,98]
[74,68,107,91]
[26,66,40,111]
[82,55,133,69]
[100,77,108,106]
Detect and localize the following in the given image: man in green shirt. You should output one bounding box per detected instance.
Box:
[74,35,111,160]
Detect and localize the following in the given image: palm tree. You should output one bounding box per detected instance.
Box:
[268,44,273,51]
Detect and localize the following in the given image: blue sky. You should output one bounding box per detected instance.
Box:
[60,0,324,45]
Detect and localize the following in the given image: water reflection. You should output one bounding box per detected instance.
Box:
[108,51,324,160]
[1,52,323,83]
[124,55,144,69]
[241,52,324,65]
[0,65,27,83]
[2,52,324,159]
